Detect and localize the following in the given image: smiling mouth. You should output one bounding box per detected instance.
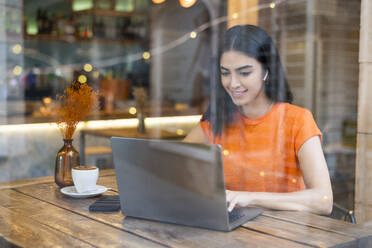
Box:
[230,89,248,98]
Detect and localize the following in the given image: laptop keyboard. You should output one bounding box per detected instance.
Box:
[228,208,245,223]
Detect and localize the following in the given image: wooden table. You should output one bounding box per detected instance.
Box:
[1,170,371,248]
[80,127,186,164]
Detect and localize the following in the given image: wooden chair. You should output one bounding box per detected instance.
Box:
[330,203,356,223]
[85,146,113,170]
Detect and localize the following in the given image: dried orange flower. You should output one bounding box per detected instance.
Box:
[56,81,98,139]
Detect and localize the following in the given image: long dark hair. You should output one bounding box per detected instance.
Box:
[203,25,293,137]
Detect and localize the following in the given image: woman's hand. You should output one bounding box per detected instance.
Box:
[226,190,255,212]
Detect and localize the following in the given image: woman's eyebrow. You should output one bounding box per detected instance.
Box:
[236,65,253,71]
[220,65,253,71]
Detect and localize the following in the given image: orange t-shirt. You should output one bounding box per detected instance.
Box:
[200,103,322,193]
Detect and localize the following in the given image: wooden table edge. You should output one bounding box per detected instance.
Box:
[3,173,372,248]
[262,211,372,239]
[0,169,116,190]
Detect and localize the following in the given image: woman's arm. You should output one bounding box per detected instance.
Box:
[183,123,209,144]
[227,136,333,215]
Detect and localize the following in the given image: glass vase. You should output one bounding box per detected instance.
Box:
[55,139,80,188]
[137,111,146,134]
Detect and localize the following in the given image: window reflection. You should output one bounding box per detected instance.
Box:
[0,0,363,224]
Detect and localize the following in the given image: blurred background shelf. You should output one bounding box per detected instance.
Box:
[24,34,146,44]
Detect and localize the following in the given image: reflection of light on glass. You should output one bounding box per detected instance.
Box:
[12,44,22,54]
[142,52,151,60]
[323,195,328,200]
[179,0,197,8]
[270,2,276,8]
[0,122,59,132]
[145,115,200,127]
[55,69,62,76]
[223,150,229,156]
[43,97,52,104]
[129,107,137,115]
[190,32,197,39]
[176,129,184,135]
[175,103,189,110]
[10,79,17,86]
[84,64,93,72]
[259,171,265,177]
[115,0,134,11]
[78,75,87,83]
[1,115,200,132]
[292,178,297,183]
[82,119,138,129]
[72,0,93,11]
[13,66,22,76]
[152,0,166,3]
[27,21,38,35]
[93,71,100,78]
[232,13,239,19]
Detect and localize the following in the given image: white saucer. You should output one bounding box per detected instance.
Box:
[60,185,107,198]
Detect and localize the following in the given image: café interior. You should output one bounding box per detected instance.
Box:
[1,0,372,244]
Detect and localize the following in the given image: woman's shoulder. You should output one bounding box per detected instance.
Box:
[279,103,312,116]
[277,103,316,127]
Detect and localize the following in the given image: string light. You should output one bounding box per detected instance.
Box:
[78,75,87,83]
[84,64,93,72]
[129,107,137,115]
[142,52,151,60]
[176,129,184,135]
[13,65,22,76]
[179,0,197,8]
[190,31,197,39]
[12,44,22,54]
[270,2,276,8]
[259,171,265,177]
[43,97,52,104]
[232,13,239,19]
[223,150,229,156]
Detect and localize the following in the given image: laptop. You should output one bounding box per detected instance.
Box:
[111,137,263,232]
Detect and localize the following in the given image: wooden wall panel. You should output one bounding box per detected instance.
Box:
[357,63,372,134]
[356,0,372,225]
[227,0,258,28]
[256,0,360,211]
[359,0,372,63]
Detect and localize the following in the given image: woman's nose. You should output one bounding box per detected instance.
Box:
[230,73,241,88]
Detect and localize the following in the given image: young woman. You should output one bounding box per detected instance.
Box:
[184,25,333,215]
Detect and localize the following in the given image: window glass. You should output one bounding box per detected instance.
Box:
[0,0,363,225]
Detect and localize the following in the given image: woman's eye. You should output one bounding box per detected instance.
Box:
[240,72,251,77]
[220,71,230,76]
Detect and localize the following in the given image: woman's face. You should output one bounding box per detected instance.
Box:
[220,50,267,107]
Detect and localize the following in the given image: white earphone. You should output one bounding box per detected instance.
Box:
[263,71,269,81]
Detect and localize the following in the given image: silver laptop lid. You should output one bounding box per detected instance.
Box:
[111,137,230,231]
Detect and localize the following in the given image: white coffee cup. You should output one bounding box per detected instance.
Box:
[72,166,99,193]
